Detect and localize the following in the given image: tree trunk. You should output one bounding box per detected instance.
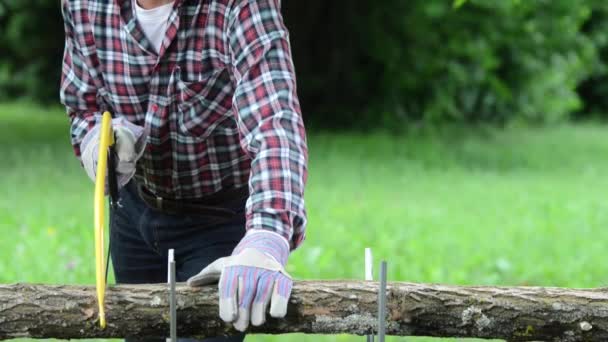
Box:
[1,281,608,341]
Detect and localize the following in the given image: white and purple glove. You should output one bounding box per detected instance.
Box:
[80,116,146,188]
[187,231,292,332]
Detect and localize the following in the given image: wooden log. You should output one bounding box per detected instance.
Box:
[1,281,608,341]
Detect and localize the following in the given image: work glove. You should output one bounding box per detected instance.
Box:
[80,117,146,188]
[187,231,292,332]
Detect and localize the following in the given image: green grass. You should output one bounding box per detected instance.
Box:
[2,101,608,342]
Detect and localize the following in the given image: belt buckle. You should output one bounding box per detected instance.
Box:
[156,196,163,210]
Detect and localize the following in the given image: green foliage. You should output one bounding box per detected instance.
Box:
[3,104,608,342]
[575,1,608,119]
[286,0,600,128]
[2,1,608,126]
[453,0,468,10]
[0,0,64,103]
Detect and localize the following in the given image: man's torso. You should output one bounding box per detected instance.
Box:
[71,0,249,198]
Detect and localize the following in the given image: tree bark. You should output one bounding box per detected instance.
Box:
[1,281,608,341]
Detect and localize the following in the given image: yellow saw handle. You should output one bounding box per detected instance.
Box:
[94,111,114,328]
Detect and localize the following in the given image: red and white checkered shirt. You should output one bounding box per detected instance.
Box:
[60,0,307,248]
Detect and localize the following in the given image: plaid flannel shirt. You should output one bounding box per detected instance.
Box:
[60,0,307,248]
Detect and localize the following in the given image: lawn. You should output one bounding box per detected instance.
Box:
[1,102,608,342]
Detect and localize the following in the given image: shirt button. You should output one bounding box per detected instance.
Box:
[151,104,158,112]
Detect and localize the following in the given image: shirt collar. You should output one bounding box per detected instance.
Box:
[118,0,183,57]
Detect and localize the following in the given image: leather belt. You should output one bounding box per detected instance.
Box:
[137,184,248,217]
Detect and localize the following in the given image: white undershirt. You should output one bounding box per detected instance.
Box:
[133,0,174,53]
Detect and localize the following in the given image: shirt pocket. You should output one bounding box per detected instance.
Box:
[176,68,235,141]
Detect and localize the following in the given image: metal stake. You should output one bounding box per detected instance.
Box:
[365,248,374,342]
[168,249,177,342]
[377,261,387,342]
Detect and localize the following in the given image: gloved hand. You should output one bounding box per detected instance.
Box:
[80,117,146,188]
[187,231,292,332]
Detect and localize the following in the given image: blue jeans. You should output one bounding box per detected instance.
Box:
[110,181,246,342]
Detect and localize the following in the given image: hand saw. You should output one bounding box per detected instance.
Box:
[94,111,120,328]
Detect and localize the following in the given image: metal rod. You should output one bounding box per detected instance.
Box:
[168,250,177,342]
[365,248,374,342]
[365,248,373,281]
[377,261,387,342]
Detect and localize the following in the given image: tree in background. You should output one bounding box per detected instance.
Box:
[1,0,607,127]
[285,0,600,128]
[576,0,608,119]
[0,0,64,102]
